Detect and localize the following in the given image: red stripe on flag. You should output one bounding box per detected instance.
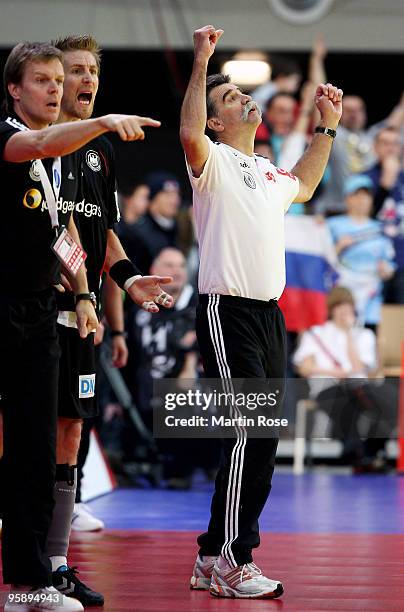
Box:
[279,288,328,332]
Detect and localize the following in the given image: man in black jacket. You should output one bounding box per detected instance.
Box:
[119,171,181,274]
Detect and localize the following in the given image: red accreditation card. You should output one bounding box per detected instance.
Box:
[52,226,87,276]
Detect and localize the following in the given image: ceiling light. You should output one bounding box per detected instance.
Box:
[222,52,271,89]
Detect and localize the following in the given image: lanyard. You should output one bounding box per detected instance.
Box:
[5,116,62,231]
[36,157,62,231]
[308,329,343,369]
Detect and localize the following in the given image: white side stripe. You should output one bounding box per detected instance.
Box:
[207,295,238,563]
[207,294,247,568]
[212,296,247,567]
[211,296,241,565]
[207,295,237,566]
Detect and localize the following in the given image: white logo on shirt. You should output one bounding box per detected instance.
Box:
[41,197,75,215]
[75,198,102,218]
[5,116,29,132]
[86,150,101,172]
[68,171,75,180]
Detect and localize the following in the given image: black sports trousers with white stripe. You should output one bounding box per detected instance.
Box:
[196,293,286,567]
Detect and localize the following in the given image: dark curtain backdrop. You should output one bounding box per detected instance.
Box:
[1,48,402,199]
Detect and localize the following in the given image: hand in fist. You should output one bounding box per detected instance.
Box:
[193,25,224,61]
[315,83,343,129]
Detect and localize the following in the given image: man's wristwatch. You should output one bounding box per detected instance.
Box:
[315,126,337,139]
[110,330,128,338]
[75,292,97,309]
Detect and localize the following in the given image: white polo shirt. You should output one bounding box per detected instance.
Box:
[186,136,299,301]
[293,321,377,397]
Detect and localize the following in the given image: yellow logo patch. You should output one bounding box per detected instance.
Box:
[23,189,42,209]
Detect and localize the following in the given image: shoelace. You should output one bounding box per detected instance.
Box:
[240,562,262,583]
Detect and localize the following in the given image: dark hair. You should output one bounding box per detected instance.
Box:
[3,42,63,113]
[206,73,230,140]
[270,56,301,80]
[254,138,269,147]
[374,125,400,142]
[52,34,101,72]
[119,181,148,198]
[265,91,296,111]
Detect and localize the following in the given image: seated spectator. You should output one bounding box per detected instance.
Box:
[316,92,404,215]
[254,138,273,160]
[327,175,395,328]
[124,247,219,488]
[293,287,397,472]
[251,55,302,111]
[338,96,376,172]
[254,35,325,170]
[118,171,181,274]
[119,182,150,225]
[364,126,404,304]
[255,92,297,164]
[125,247,197,407]
[277,82,316,170]
[252,35,326,112]
[255,85,320,216]
[116,183,150,265]
[176,204,199,288]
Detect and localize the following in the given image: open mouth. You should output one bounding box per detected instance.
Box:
[47,102,59,109]
[77,92,93,106]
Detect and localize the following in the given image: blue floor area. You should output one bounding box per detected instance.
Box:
[87,472,404,533]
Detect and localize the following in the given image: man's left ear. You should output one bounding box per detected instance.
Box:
[8,82,21,103]
[207,116,224,134]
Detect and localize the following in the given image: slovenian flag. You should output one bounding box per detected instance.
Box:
[279,215,338,332]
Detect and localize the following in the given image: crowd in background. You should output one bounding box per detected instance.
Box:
[95,37,403,487]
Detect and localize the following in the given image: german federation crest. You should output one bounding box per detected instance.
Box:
[29,160,41,182]
[243,171,256,189]
[86,150,101,172]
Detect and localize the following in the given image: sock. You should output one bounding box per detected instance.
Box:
[50,556,68,572]
[217,555,231,570]
[45,464,77,560]
[200,554,218,562]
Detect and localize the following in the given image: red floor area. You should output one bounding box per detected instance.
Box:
[2,530,404,611]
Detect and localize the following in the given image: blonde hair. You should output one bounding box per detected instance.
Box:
[52,34,101,72]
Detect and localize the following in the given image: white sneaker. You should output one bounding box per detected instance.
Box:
[4,586,83,611]
[210,557,284,599]
[71,503,104,532]
[190,554,218,590]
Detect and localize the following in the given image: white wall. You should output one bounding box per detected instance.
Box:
[0,0,404,51]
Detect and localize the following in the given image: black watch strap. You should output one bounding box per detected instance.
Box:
[110,330,127,338]
[75,292,97,308]
[315,126,337,139]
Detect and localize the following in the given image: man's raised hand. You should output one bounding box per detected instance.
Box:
[315,83,343,129]
[193,25,224,61]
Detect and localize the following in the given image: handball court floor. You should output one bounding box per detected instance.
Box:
[2,471,404,611]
